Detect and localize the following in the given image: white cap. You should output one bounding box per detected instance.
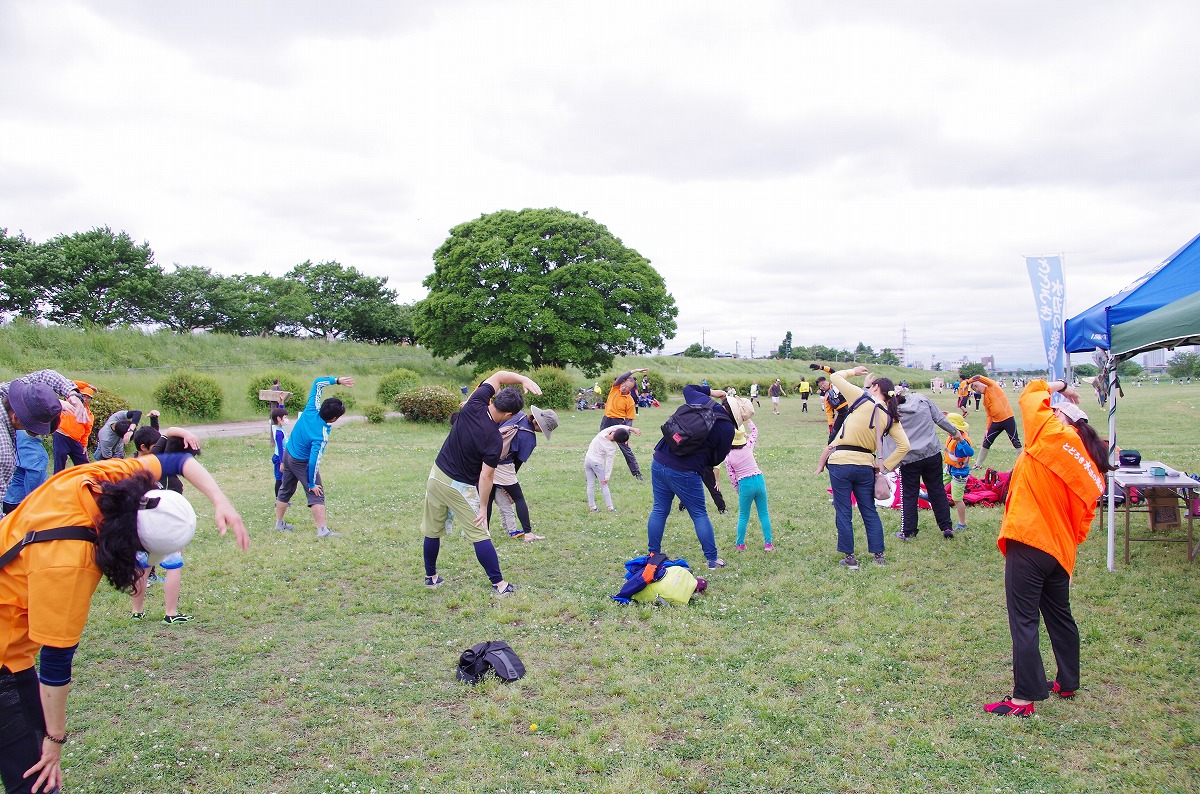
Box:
[1056,402,1089,425]
[136,489,197,564]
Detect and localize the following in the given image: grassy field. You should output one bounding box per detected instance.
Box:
[52,374,1200,793]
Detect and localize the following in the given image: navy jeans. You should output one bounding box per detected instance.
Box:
[647,459,719,564]
[828,463,886,555]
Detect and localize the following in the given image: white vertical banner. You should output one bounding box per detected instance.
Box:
[1026,255,1067,380]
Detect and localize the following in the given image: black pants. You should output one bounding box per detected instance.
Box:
[898,453,953,537]
[52,434,87,474]
[599,416,641,477]
[982,416,1022,450]
[677,467,725,513]
[1004,540,1080,701]
[0,666,52,794]
[487,482,532,534]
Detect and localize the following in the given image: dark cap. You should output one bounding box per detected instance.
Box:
[7,380,61,436]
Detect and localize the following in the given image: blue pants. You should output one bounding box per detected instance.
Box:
[52,433,88,473]
[735,473,773,545]
[647,459,719,564]
[828,463,885,555]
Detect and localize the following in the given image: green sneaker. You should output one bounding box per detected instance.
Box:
[162,614,194,624]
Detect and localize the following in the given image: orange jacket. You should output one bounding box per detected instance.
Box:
[997,380,1105,574]
[975,376,1014,423]
[1,457,164,672]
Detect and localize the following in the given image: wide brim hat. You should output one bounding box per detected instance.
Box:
[946,412,969,432]
[530,405,559,440]
[137,489,197,565]
[727,396,755,427]
[7,379,61,436]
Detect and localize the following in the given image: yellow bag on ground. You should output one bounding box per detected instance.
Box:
[630,565,698,606]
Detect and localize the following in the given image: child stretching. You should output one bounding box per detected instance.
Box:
[944,412,975,533]
[585,426,638,512]
[724,396,774,551]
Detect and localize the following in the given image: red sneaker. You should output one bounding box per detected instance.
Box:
[1049,681,1076,699]
[983,697,1035,717]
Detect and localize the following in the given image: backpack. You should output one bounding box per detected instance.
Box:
[984,468,1012,505]
[455,640,526,685]
[661,400,720,456]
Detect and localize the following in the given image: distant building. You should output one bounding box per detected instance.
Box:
[981,356,995,372]
[1141,349,1166,367]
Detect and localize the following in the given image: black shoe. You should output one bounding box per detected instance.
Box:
[943,528,955,539]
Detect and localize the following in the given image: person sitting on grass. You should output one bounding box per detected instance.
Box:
[275,376,354,538]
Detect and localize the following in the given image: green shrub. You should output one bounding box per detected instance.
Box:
[361,401,388,424]
[245,373,306,414]
[528,366,573,410]
[153,371,223,420]
[395,386,461,423]
[86,386,131,449]
[327,386,357,411]
[376,368,421,404]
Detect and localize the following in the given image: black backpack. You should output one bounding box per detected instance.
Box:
[456,640,526,685]
[661,400,720,456]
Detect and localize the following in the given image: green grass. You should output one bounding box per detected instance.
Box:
[55,379,1200,793]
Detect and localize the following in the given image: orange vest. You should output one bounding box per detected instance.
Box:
[997,381,1103,574]
[55,407,95,448]
[0,457,163,672]
[944,432,972,469]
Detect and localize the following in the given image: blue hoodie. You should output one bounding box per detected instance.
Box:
[285,377,338,490]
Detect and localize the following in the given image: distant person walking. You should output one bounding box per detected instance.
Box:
[769,379,784,415]
[798,377,811,412]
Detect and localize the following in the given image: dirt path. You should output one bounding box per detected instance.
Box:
[186,413,393,440]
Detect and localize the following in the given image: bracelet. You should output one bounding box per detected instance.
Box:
[45,732,67,745]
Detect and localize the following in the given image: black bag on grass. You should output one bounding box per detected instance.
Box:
[456,640,526,685]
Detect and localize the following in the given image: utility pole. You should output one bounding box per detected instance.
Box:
[735,341,739,357]
[750,337,756,359]
[701,328,708,349]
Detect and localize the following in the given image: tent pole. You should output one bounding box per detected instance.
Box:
[1106,365,1118,572]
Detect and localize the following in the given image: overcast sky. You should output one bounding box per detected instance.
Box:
[3,0,1198,368]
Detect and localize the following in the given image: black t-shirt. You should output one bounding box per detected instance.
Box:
[435,383,502,485]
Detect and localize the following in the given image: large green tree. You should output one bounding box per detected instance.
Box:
[776,331,793,359]
[414,208,677,376]
[288,260,399,341]
[153,265,231,332]
[0,228,40,318]
[1167,351,1199,378]
[210,273,311,337]
[38,227,162,326]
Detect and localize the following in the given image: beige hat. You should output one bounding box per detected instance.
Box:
[727,396,755,427]
[529,406,559,440]
[137,490,197,564]
[1056,402,1089,425]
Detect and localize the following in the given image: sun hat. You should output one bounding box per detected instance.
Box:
[6,379,62,436]
[1056,402,1089,425]
[727,396,755,427]
[946,413,969,432]
[137,489,197,564]
[529,406,559,440]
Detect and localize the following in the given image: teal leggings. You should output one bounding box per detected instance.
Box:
[735,473,773,545]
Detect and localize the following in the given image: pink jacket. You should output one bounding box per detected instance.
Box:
[724,421,763,489]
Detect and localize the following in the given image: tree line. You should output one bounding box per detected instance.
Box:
[0,226,415,343]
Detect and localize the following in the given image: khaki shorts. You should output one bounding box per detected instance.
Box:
[422,466,490,543]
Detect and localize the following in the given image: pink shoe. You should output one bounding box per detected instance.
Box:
[735,544,746,551]
[763,543,774,552]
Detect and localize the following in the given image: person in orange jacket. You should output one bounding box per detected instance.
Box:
[52,381,96,472]
[983,378,1111,717]
[968,374,1022,469]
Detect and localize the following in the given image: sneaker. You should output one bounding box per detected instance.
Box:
[839,553,859,570]
[894,531,914,541]
[983,697,1035,717]
[162,614,194,625]
[735,544,746,551]
[316,527,341,538]
[873,552,887,566]
[635,474,645,482]
[131,612,144,620]
[492,582,519,597]
[522,532,545,542]
[607,507,616,513]
[763,543,774,552]
[425,575,444,589]
[944,528,956,539]
[707,558,726,569]
[275,522,294,532]
[147,570,165,583]
[955,523,968,532]
[1049,680,1076,699]
[589,507,599,513]
[717,507,727,515]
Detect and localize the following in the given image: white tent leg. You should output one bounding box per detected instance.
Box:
[1106,367,1119,572]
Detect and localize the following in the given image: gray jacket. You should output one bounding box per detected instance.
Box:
[880,392,959,465]
[95,409,142,460]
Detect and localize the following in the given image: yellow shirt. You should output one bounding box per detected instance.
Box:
[826,370,910,471]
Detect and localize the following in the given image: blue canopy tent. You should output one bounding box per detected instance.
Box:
[1064,231,1200,570]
